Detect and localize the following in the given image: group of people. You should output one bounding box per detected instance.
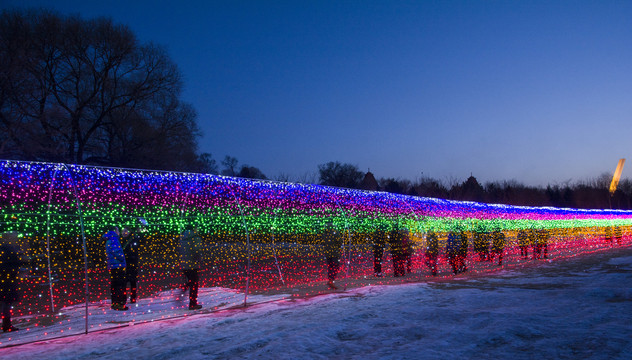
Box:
[104,220,203,311]
[381,225,507,278]
[413,226,558,276]
[372,224,510,278]
[604,226,624,246]
[446,229,469,274]
[371,224,414,278]
[434,226,553,275]
[516,228,550,260]
[324,222,415,289]
[103,220,144,311]
[472,227,507,265]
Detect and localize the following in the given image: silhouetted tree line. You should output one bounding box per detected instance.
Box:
[317,161,632,210]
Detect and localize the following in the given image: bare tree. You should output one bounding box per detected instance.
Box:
[0,9,201,171]
[378,177,412,195]
[413,176,449,199]
[238,165,267,180]
[221,156,238,176]
[273,172,291,182]
[196,153,218,174]
[318,161,363,189]
[294,171,318,185]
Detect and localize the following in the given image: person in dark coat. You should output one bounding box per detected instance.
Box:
[180,225,203,310]
[388,224,406,277]
[446,229,462,274]
[528,227,538,259]
[322,221,343,288]
[457,228,469,273]
[121,218,147,304]
[534,228,549,260]
[0,231,26,332]
[473,223,490,261]
[517,229,530,259]
[604,226,614,246]
[424,230,439,276]
[490,226,506,266]
[372,224,387,277]
[104,226,128,311]
[401,227,414,274]
[614,226,623,245]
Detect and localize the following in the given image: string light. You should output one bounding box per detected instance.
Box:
[0,160,631,346]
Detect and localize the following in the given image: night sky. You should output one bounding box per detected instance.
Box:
[3,0,631,186]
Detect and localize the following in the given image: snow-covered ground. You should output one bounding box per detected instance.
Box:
[2,247,631,359]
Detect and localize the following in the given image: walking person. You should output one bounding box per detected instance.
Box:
[490,226,506,266]
[180,225,203,310]
[529,227,539,259]
[104,226,128,311]
[517,229,530,259]
[614,226,623,245]
[401,226,414,274]
[0,230,27,332]
[121,218,147,304]
[473,223,490,261]
[424,230,439,276]
[534,228,549,259]
[604,226,614,246]
[388,223,406,277]
[457,228,469,273]
[372,224,387,277]
[322,221,343,288]
[446,228,463,274]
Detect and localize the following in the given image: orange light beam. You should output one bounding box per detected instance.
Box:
[609,158,625,195]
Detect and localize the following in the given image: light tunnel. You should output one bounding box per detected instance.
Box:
[1,160,631,346]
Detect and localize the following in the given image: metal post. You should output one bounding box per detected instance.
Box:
[331,189,352,291]
[270,216,285,285]
[228,179,251,306]
[62,164,89,335]
[44,165,60,314]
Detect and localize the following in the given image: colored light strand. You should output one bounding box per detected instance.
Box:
[0,160,631,346]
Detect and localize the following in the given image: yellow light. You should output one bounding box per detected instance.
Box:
[609,159,625,195]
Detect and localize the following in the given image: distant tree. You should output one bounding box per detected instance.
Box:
[546,184,575,208]
[483,180,551,207]
[484,181,505,203]
[318,161,363,189]
[573,184,609,210]
[585,172,614,190]
[615,178,632,208]
[221,156,238,176]
[0,9,202,171]
[413,177,449,199]
[238,165,267,180]
[359,171,379,191]
[295,171,318,185]
[451,175,485,202]
[273,172,291,182]
[378,177,412,195]
[196,153,218,174]
[610,189,629,209]
[616,178,632,196]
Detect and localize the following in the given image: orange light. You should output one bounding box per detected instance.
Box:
[609,159,625,195]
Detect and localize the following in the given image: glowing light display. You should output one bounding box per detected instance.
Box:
[610,158,625,195]
[1,160,631,347]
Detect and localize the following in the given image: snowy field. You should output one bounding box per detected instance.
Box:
[1,246,631,360]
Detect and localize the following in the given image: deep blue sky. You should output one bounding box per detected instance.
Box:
[4,1,631,186]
